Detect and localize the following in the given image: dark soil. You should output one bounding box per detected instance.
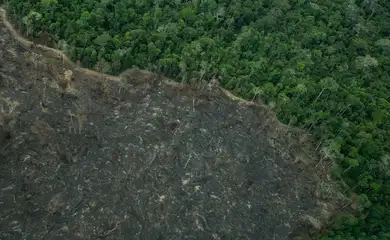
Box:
[0,16,331,240]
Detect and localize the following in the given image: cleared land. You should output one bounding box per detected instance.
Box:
[0,10,335,240]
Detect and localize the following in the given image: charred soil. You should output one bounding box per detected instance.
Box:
[0,11,336,240]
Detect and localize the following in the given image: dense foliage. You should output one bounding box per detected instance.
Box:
[6,0,390,238]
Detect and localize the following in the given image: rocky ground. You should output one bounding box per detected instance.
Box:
[0,13,334,240]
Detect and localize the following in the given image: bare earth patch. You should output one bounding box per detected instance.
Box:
[0,13,336,240]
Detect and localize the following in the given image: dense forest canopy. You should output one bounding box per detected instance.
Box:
[5,0,390,238]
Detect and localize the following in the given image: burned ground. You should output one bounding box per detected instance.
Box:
[0,14,335,240]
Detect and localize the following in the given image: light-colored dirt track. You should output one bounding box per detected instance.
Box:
[0,7,117,81]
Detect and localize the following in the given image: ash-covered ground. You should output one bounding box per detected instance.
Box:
[0,15,331,240]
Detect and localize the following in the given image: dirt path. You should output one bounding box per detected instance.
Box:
[0,7,120,81]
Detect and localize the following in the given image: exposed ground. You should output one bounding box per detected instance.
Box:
[0,9,336,240]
